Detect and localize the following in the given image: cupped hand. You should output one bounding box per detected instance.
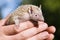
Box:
[0,18,56,40]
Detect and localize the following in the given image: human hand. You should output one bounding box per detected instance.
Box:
[0,18,56,40]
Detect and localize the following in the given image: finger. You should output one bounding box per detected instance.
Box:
[47,26,56,33]
[26,31,49,40]
[0,19,7,26]
[14,21,34,32]
[15,21,48,32]
[38,21,48,32]
[46,34,54,40]
[0,15,10,26]
[0,25,17,35]
[0,16,9,26]
[0,21,34,35]
[11,22,48,40]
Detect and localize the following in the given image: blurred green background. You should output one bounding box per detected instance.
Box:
[22,0,60,40]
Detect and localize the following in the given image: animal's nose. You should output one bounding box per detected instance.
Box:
[39,16,44,22]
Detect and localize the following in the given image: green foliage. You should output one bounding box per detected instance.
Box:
[43,0,60,12]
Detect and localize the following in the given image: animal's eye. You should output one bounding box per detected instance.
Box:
[35,15,37,16]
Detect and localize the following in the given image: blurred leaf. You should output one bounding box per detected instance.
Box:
[43,0,60,12]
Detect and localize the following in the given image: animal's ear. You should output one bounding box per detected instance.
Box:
[28,6,33,14]
[39,5,42,9]
[39,5,41,8]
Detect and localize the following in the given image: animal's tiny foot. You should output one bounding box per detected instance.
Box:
[14,25,20,32]
[15,25,20,28]
[30,19,38,28]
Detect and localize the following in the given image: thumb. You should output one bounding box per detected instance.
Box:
[0,18,8,26]
[0,13,11,26]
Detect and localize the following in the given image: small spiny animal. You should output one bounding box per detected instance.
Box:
[5,4,44,27]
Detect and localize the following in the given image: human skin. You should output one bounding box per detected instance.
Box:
[0,18,56,40]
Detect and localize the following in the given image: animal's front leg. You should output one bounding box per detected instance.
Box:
[13,16,20,27]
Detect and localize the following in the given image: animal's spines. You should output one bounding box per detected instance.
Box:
[9,5,39,18]
[11,5,39,14]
